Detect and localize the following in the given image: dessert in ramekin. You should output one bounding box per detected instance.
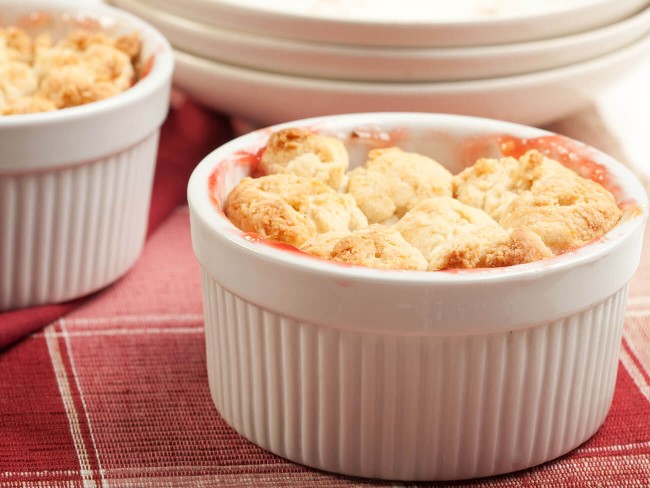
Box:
[0,0,173,310]
[188,113,647,481]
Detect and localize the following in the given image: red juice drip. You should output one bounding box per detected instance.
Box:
[248,146,266,177]
[17,11,51,28]
[619,199,644,219]
[499,135,614,188]
[242,233,312,258]
[207,148,265,212]
[69,15,103,30]
[208,170,221,212]
[140,56,155,79]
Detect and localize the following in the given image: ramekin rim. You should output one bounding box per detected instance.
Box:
[188,111,649,285]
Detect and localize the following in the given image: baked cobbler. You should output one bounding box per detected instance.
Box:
[260,128,349,189]
[223,129,623,271]
[226,173,367,248]
[393,196,552,271]
[0,27,141,115]
[347,146,453,224]
[301,224,428,271]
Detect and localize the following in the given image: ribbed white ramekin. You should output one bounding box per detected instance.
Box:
[0,1,173,311]
[188,113,648,481]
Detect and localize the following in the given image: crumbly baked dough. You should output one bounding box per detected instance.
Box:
[300,224,428,271]
[0,59,38,101]
[347,147,453,224]
[223,130,623,271]
[225,173,368,248]
[394,197,552,270]
[0,27,141,115]
[499,175,622,253]
[259,128,349,189]
[435,227,553,271]
[0,27,32,64]
[453,150,576,221]
[2,95,55,115]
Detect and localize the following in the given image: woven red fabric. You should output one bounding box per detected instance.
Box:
[1,99,649,486]
[0,92,233,350]
[1,211,649,487]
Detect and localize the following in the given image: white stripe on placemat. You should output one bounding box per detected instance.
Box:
[627,295,650,305]
[60,320,106,486]
[623,328,650,378]
[620,347,650,403]
[625,296,650,306]
[625,309,650,318]
[1,470,81,478]
[41,326,204,338]
[471,454,650,487]
[60,314,204,326]
[4,450,650,485]
[579,440,650,454]
[45,327,97,488]
[32,315,206,337]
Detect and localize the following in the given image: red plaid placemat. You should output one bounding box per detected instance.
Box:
[2,207,649,487]
[1,103,649,487]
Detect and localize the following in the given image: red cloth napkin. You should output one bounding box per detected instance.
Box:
[0,93,234,350]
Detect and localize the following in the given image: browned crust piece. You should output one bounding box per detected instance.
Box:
[259,127,349,189]
[500,176,622,254]
[300,224,427,271]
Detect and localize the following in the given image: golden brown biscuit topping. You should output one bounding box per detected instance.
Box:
[0,26,142,115]
[225,173,367,248]
[347,146,453,224]
[223,129,623,271]
[453,150,577,221]
[499,175,622,254]
[260,128,349,189]
[300,224,428,271]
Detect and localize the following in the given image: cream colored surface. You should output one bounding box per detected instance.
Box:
[596,57,650,179]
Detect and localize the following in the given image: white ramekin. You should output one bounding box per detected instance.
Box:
[0,0,173,310]
[188,113,648,481]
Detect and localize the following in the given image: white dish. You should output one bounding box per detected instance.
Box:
[188,112,648,480]
[172,31,650,127]
[143,0,649,47]
[0,0,173,310]
[189,0,631,23]
[113,0,650,82]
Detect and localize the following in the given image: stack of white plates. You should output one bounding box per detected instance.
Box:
[113,0,650,126]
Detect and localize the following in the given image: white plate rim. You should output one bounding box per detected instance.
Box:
[143,0,650,47]
[117,0,650,81]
